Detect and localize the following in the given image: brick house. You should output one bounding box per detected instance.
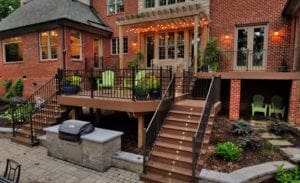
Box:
[0,0,299,122]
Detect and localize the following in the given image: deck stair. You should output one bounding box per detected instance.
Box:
[11,96,67,147]
[141,99,215,183]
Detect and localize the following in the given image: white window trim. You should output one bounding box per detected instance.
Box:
[145,0,185,9]
[158,31,185,60]
[71,31,82,61]
[111,37,128,55]
[234,25,268,71]
[2,38,23,64]
[39,31,58,61]
[107,0,124,15]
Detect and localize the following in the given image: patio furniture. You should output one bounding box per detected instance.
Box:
[269,95,285,118]
[123,70,146,89]
[251,94,268,116]
[3,159,21,183]
[97,70,115,90]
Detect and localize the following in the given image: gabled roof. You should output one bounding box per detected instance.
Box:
[0,0,112,38]
[282,0,300,16]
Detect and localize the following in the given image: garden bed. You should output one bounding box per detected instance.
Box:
[202,116,286,173]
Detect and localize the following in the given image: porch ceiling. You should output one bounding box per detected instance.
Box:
[116,3,208,27]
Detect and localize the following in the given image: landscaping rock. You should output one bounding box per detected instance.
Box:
[268,139,293,147]
[280,147,300,163]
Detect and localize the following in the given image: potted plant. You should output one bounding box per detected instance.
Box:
[147,76,160,99]
[201,38,222,72]
[61,75,81,95]
[128,52,143,68]
[134,79,148,100]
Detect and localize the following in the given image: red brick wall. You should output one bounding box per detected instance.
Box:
[92,0,138,68]
[229,79,241,120]
[288,80,300,122]
[210,0,291,71]
[0,27,99,97]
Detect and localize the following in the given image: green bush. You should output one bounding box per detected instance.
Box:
[238,135,262,151]
[14,79,23,97]
[216,142,243,161]
[276,165,300,183]
[231,119,253,136]
[3,79,23,98]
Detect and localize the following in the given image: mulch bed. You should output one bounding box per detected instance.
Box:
[202,116,286,173]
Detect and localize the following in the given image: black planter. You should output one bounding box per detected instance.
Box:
[149,89,161,99]
[62,85,79,95]
[135,88,148,100]
[200,65,209,72]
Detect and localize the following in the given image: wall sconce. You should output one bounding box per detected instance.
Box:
[224,35,230,40]
[273,31,280,37]
[132,42,137,47]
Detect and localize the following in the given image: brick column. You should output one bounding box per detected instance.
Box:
[288,80,300,123]
[229,80,241,120]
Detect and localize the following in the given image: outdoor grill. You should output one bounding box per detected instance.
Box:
[59,120,95,142]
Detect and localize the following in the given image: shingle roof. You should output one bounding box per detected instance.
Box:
[0,0,112,33]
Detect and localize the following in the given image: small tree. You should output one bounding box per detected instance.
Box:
[201,38,222,71]
[128,52,143,68]
[0,0,20,20]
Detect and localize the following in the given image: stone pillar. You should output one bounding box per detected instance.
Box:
[137,114,144,149]
[229,80,241,120]
[119,26,124,69]
[193,15,199,74]
[288,80,300,123]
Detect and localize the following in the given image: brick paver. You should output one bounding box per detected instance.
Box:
[0,138,143,183]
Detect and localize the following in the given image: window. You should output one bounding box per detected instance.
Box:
[39,31,58,60]
[158,31,185,59]
[70,31,82,60]
[111,37,128,55]
[145,0,155,8]
[159,0,184,6]
[107,0,124,15]
[3,37,23,63]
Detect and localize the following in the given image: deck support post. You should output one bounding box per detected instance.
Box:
[96,109,101,124]
[137,113,145,149]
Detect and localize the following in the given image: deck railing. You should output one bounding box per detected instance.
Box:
[199,47,300,72]
[182,68,194,94]
[11,76,58,144]
[142,74,176,173]
[57,68,172,101]
[191,76,221,181]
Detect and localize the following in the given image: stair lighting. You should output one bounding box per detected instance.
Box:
[176,150,179,154]
[182,132,185,135]
[190,108,193,111]
[172,161,176,164]
[185,123,188,126]
[179,140,182,144]
[168,172,172,176]
[188,115,191,118]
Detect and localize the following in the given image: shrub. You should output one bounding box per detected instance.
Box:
[215,141,243,161]
[269,120,292,135]
[276,165,300,183]
[3,79,23,98]
[2,80,12,92]
[14,79,23,97]
[238,135,262,151]
[231,119,253,136]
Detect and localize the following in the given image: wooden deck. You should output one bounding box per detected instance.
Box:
[196,71,300,80]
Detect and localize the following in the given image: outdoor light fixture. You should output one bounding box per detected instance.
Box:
[273,31,280,37]
[132,42,137,46]
[225,35,230,40]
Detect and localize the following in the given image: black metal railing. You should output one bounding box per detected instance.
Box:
[189,76,212,100]
[58,68,172,101]
[182,68,194,94]
[143,74,176,173]
[11,76,58,144]
[199,47,300,72]
[191,76,221,181]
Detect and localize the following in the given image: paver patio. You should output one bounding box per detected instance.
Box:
[0,138,143,183]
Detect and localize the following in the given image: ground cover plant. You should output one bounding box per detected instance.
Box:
[275,165,300,183]
[215,141,242,161]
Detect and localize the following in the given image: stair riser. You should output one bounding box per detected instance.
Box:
[158,136,192,145]
[146,167,193,182]
[165,120,198,129]
[168,113,200,121]
[161,128,195,137]
[155,145,193,157]
[150,156,192,169]
[172,105,202,113]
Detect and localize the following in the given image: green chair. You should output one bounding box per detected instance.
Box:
[123,70,146,89]
[97,70,115,90]
[269,95,285,118]
[251,94,268,116]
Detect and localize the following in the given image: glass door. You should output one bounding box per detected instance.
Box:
[146,35,154,68]
[235,25,267,71]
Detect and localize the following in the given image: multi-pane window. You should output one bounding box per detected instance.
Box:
[159,34,166,59]
[3,37,23,63]
[111,37,128,55]
[159,0,184,6]
[145,0,155,8]
[70,31,82,60]
[39,31,58,60]
[159,31,185,59]
[107,0,124,15]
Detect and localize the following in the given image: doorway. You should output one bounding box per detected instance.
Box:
[93,38,102,69]
[146,35,154,68]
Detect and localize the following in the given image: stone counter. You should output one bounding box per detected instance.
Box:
[44,125,123,172]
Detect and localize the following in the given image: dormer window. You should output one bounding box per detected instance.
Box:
[107,0,124,15]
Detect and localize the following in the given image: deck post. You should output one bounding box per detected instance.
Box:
[138,113,145,149]
[119,26,124,69]
[193,15,199,74]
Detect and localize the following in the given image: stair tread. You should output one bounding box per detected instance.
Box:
[140,172,187,183]
[147,160,192,177]
[159,132,192,142]
[151,150,192,164]
[163,124,197,133]
[170,110,201,116]
[166,116,199,123]
[155,141,192,152]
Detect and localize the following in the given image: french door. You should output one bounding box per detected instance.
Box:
[234,25,268,71]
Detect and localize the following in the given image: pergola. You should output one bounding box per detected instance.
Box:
[117,3,209,73]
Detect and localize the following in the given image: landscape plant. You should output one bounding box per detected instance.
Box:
[238,135,262,151]
[200,38,222,72]
[215,141,243,161]
[128,52,143,68]
[2,79,23,98]
[231,119,253,136]
[269,119,292,135]
[275,165,300,183]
